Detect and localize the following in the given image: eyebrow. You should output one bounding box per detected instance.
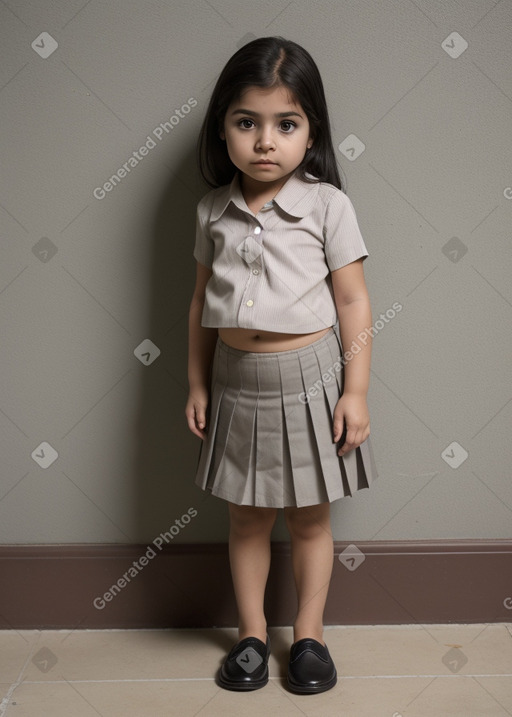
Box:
[230,109,303,119]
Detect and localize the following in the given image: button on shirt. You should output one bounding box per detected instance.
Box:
[193,169,369,333]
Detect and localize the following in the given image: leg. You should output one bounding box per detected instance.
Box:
[284,501,334,644]
[227,501,278,643]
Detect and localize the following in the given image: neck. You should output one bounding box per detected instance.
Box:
[240,169,294,203]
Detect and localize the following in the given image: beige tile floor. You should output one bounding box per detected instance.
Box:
[1,624,511,716]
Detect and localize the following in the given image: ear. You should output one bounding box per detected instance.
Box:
[307,136,313,149]
[219,128,225,141]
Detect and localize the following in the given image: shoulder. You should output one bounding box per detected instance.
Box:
[317,185,361,232]
[318,182,353,211]
[305,181,365,249]
[300,180,357,235]
[196,182,230,215]
[302,173,353,213]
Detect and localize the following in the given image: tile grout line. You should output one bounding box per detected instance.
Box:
[0,641,41,716]
[2,623,507,634]
[16,674,512,685]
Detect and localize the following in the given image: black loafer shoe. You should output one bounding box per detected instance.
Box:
[218,635,271,691]
[287,638,337,694]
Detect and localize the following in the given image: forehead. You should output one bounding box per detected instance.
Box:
[230,85,302,111]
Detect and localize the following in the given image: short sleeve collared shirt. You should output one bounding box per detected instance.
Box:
[193,169,369,333]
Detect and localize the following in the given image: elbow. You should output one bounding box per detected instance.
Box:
[189,292,206,315]
[336,293,370,311]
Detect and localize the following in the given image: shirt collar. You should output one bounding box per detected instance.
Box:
[210,168,320,222]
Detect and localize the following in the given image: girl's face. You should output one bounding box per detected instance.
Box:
[220,85,313,193]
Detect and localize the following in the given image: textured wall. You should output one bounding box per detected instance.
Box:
[1,0,511,544]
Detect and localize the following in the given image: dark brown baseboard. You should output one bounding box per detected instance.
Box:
[1,540,511,629]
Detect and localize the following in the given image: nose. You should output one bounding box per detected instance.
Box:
[256,126,275,151]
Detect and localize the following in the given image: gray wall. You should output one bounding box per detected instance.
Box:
[1,0,511,545]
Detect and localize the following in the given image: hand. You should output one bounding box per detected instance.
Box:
[333,393,370,456]
[185,386,209,440]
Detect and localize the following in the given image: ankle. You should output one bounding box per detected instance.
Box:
[238,622,267,643]
[293,624,324,645]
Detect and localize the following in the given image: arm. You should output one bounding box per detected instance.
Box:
[330,257,372,456]
[185,261,218,439]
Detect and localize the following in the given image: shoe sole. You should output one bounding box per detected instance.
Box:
[217,676,269,691]
[217,668,269,691]
[287,671,337,694]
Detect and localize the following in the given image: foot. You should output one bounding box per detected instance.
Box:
[218,635,271,691]
[287,638,337,694]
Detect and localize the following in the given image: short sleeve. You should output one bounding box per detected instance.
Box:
[323,190,369,272]
[192,198,214,269]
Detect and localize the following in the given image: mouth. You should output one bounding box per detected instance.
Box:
[252,160,277,165]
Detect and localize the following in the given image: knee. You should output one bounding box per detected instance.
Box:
[229,504,277,538]
[284,505,331,540]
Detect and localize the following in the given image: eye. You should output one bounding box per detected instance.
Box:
[237,118,255,129]
[280,121,296,133]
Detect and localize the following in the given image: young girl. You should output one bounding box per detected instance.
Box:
[185,36,378,694]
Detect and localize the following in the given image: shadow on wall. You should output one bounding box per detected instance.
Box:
[131,147,233,623]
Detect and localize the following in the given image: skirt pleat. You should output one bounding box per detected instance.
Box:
[307,341,346,500]
[194,326,378,508]
[253,355,286,504]
[278,351,328,507]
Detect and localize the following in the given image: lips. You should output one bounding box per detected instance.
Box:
[253,160,276,165]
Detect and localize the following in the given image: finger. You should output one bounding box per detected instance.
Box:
[185,408,206,440]
[192,423,207,440]
[338,426,357,456]
[196,408,206,430]
[332,413,344,442]
[194,409,207,439]
[338,425,369,455]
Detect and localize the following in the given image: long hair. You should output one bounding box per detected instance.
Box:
[197,37,345,191]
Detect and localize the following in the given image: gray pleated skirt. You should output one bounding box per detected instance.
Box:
[194,326,378,508]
